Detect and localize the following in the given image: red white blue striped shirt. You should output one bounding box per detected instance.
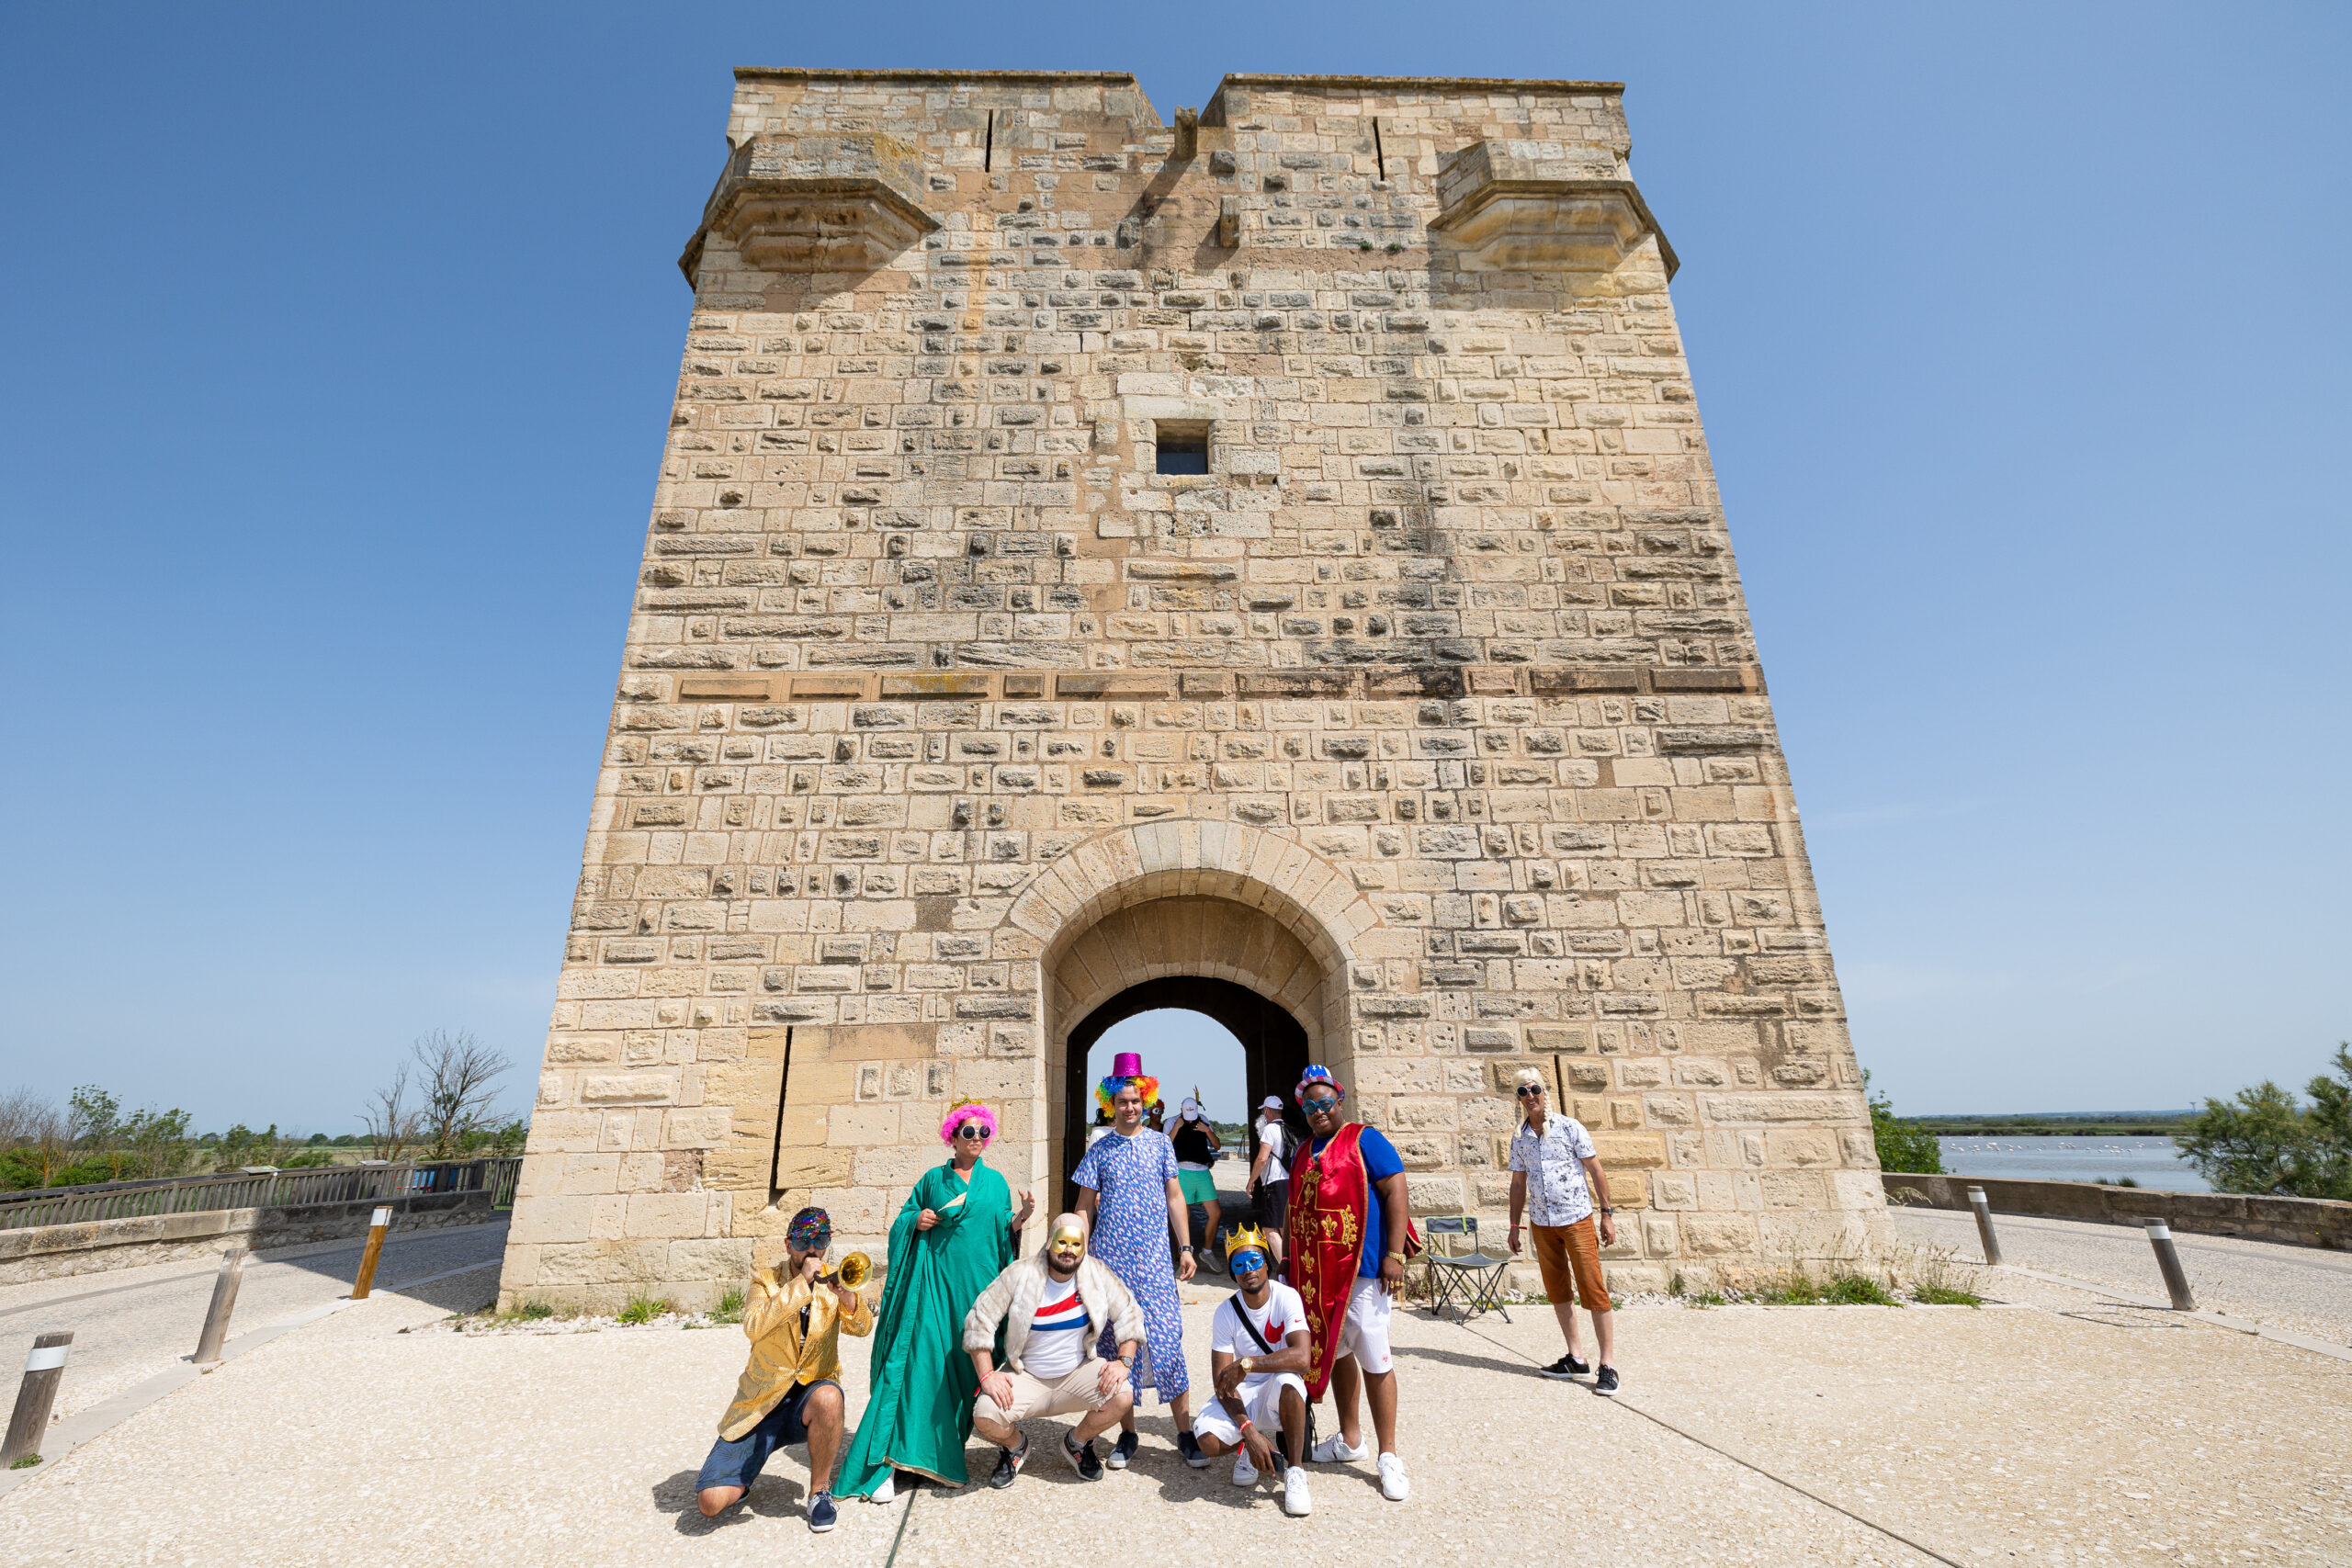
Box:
[1022,1284,1093,1378]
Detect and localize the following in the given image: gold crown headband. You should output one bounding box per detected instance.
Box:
[1225,1224,1270,1261]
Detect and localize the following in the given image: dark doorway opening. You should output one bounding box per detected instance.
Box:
[1060,976,1309,1197]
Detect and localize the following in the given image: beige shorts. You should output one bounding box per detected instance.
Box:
[975,1361,1116,1426]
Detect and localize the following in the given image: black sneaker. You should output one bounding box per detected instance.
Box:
[1104,1430,1138,1470]
[1595,1365,1621,1396]
[1063,1432,1103,1481]
[1178,1429,1209,1469]
[989,1438,1029,1488]
[1540,1353,1589,1381]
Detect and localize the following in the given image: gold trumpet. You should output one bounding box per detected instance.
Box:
[753,1250,871,1294]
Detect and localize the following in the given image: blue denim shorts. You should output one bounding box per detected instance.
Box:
[696,1379,836,1493]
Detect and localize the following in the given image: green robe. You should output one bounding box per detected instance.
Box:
[835,1159,1014,1493]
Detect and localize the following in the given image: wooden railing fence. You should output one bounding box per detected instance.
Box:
[0,1156,522,1232]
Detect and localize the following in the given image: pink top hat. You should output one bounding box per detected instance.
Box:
[1112,1051,1144,1078]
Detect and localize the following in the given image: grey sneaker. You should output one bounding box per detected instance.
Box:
[1104,1429,1139,1470]
[989,1438,1028,1488]
[806,1492,838,1533]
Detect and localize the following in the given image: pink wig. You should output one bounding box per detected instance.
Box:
[940,1100,999,1145]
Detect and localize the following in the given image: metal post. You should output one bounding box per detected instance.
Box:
[351,1205,393,1300]
[1964,1185,2003,1266]
[192,1248,246,1365]
[3,1332,72,1468]
[2144,1219,2196,1311]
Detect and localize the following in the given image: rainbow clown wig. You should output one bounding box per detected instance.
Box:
[939,1097,998,1146]
[1294,1064,1347,1106]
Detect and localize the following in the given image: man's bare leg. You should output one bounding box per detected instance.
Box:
[1363,1368,1397,1455]
[1589,1304,1615,1366]
[1071,1388,1134,1446]
[970,1408,1025,1451]
[1553,1300,1584,1359]
[802,1383,845,1493]
[1330,1353,1363,1450]
[1279,1383,1307,1467]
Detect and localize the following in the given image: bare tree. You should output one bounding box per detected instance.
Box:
[0,1087,51,1153]
[27,1102,75,1187]
[361,1062,424,1164]
[413,1030,513,1161]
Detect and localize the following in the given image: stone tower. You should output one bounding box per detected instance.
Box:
[497,70,1889,1312]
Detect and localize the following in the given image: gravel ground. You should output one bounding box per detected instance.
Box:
[0,1221,509,1422]
[4,1263,2346,1566]
[1889,1206,2352,1348]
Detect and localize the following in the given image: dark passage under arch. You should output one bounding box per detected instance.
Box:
[1060,976,1310,1193]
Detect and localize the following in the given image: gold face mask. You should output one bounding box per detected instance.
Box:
[1049,1223,1087,1252]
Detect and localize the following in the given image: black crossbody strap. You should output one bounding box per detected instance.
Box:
[1233,1299,1276,1355]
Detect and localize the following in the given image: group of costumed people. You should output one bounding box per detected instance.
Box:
[691,1054,1416,1531]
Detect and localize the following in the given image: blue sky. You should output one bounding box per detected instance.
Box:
[2,4,2346,1131]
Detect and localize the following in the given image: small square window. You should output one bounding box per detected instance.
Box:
[1154,421,1210,475]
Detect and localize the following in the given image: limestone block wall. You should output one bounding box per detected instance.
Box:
[498,69,1888,1313]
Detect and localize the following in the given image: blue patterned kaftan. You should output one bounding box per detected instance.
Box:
[1070,1126,1189,1402]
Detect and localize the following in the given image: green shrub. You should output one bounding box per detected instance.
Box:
[1913,1283,1983,1306]
[617,1293,673,1325]
[1757,1270,1823,1305]
[9,1454,39,1470]
[1822,1273,1899,1306]
[1906,1247,1983,1306]
[711,1290,745,1325]
[1867,1072,1943,1175]
[2178,1046,2352,1200]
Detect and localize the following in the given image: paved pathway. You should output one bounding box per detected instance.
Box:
[2,1258,2346,1565]
[0,1221,509,1424]
[1888,1205,2352,1347]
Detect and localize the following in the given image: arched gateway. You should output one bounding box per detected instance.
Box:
[499,69,1890,1312]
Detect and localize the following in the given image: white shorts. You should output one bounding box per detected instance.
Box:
[1334,1274,1393,1375]
[1192,1373,1309,1449]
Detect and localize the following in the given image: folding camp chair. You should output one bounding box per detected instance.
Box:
[1419,1216,1511,1324]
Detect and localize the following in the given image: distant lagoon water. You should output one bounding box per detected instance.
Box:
[1935,1136,2208,1192]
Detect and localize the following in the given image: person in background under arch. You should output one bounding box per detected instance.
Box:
[1170,1096,1226,1273]
[1248,1095,1291,1259]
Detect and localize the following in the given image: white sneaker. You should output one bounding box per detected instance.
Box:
[869,1472,895,1504]
[1308,1434,1366,1464]
[1283,1465,1312,1517]
[1378,1451,1409,1501]
[1231,1450,1259,1487]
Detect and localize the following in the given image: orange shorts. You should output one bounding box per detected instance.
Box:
[1531,1217,1608,1309]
